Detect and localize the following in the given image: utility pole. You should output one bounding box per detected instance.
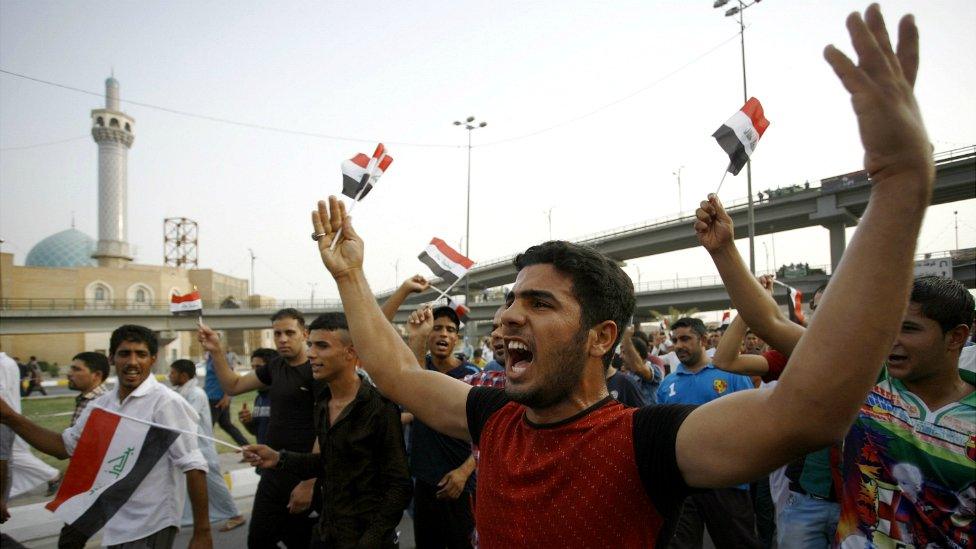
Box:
[248,248,256,295]
[673,167,684,213]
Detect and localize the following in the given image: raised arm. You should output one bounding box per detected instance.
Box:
[696,208,803,355]
[312,197,472,441]
[711,315,771,376]
[380,275,430,322]
[676,4,934,488]
[620,327,656,382]
[0,397,69,459]
[197,325,266,396]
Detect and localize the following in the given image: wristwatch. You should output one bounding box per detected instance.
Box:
[275,450,287,470]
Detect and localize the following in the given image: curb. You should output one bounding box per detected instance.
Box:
[3,468,260,542]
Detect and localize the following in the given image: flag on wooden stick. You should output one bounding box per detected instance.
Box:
[713,97,770,176]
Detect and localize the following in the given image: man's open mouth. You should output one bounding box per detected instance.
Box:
[506,340,534,378]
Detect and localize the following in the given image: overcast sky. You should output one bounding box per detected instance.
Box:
[1,0,974,304]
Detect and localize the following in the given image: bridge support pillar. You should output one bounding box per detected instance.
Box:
[810,194,860,272]
[827,223,847,271]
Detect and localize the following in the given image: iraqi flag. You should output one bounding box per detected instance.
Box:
[341,143,393,200]
[783,284,806,326]
[170,290,202,316]
[418,238,475,284]
[721,310,731,326]
[712,97,770,175]
[46,408,181,538]
[446,296,470,324]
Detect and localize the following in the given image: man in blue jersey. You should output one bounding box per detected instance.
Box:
[657,317,759,548]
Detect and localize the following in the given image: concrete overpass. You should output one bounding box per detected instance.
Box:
[1,147,973,335]
[382,146,975,305]
[2,255,971,335]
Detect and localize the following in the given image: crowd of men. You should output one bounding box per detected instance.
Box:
[0,5,974,548]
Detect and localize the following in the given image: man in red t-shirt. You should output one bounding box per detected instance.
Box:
[300,7,935,546]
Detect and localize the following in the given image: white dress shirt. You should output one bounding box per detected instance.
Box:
[62,374,207,545]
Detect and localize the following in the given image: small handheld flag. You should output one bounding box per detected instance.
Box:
[714,97,770,193]
[418,238,475,285]
[332,143,393,251]
[341,143,394,201]
[721,310,731,327]
[170,290,203,316]
[772,279,806,326]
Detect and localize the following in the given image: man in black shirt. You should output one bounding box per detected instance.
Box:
[200,308,319,549]
[244,313,411,548]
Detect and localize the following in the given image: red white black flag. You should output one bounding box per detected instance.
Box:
[783,284,806,326]
[341,143,393,200]
[46,408,181,538]
[721,310,731,326]
[418,238,475,284]
[445,296,470,323]
[170,290,202,316]
[713,97,769,175]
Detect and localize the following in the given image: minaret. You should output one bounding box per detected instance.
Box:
[91,75,135,267]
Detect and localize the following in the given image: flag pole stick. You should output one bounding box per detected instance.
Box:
[429,276,465,303]
[714,161,733,195]
[92,405,243,452]
[330,174,374,251]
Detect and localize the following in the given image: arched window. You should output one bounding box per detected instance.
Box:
[86,281,114,309]
[110,118,120,128]
[127,284,154,309]
[124,122,131,132]
[96,116,105,127]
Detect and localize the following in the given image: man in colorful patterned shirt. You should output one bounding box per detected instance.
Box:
[836,276,974,548]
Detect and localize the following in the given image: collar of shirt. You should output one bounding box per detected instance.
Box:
[174,377,199,399]
[111,372,160,404]
[78,382,109,401]
[675,363,716,375]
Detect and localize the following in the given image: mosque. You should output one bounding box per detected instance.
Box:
[0,76,268,367]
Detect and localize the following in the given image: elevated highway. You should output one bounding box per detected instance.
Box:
[2,148,973,335]
[2,256,971,335]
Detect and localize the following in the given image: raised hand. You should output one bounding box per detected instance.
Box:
[758,275,775,296]
[402,275,431,294]
[694,194,734,254]
[823,4,933,189]
[312,196,364,279]
[407,304,434,341]
[196,323,222,354]
[238,402,252,424]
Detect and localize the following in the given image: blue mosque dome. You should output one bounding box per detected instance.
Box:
[25,229,97,268]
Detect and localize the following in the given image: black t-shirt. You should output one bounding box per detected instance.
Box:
[408,357,480,491]
[466,387,697,537]
[254,356,318,452]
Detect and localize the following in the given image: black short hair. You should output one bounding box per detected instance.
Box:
[911,276,975,333]
[72,352,110,381]
[308,312,349,332]
[109,325,158,356]
[250,347,279,364]
[170,359,196,379]
[432,306,460,328]
[631,336,649,359]
[672,317,707,339]
[514,241,635,366]
[633,330,650,344]
[270,308,306,328]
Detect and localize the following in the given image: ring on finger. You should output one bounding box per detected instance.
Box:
[311,232,328,241]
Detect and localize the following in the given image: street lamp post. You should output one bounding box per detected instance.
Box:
[453,115,487,352]
[714,0,762,273]
[248,248,256,296]
[673,166,684,213]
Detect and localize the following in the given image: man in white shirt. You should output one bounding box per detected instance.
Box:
[0,325,211,548]
[0,351,20,527]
